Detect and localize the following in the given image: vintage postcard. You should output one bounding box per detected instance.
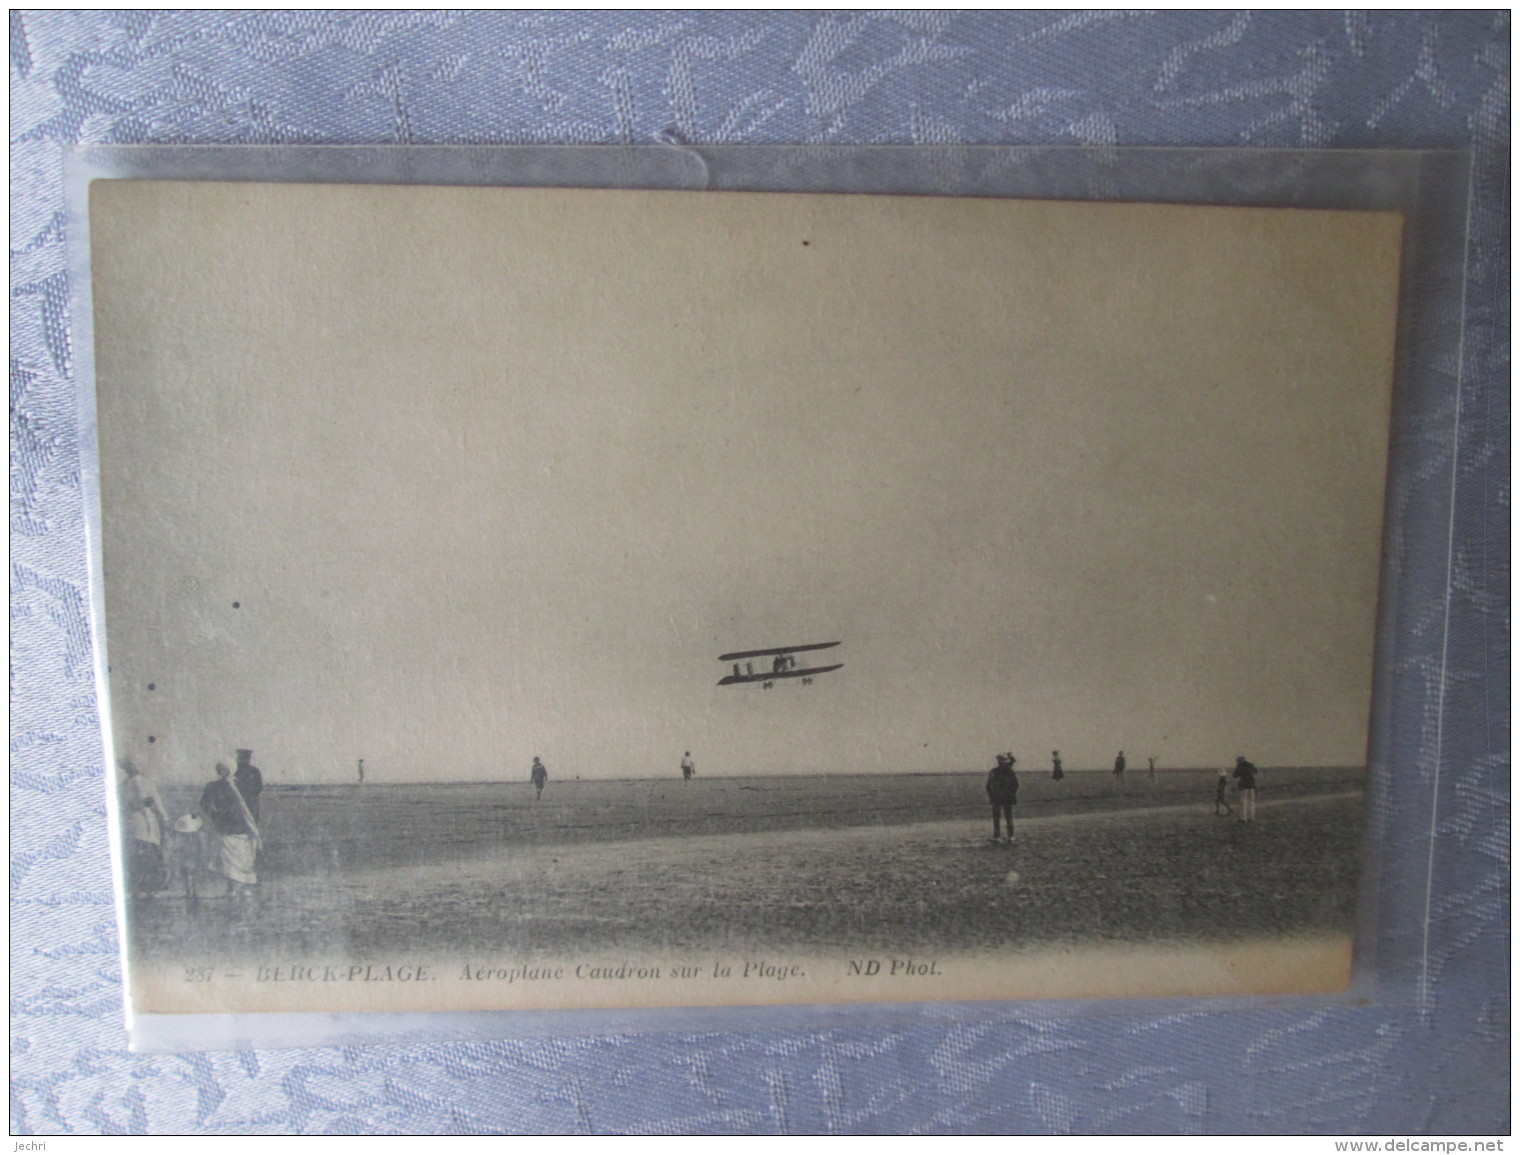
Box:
[88,179,1401,1018]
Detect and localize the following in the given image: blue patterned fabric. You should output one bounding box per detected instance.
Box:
[10,11,1508,1135]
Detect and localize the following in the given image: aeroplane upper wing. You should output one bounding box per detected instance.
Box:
[717,641,841,662]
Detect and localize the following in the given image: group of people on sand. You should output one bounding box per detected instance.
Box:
[1215,756,1259,822]
[120,748,264,903]
[1108,751,1159,783]
[527,751,699,795]
[984,750,1261,842]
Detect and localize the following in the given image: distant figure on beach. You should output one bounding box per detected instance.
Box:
[985,754,1019,844]
[1148,756,1156,781]
[170,812,205,900]
[1113,751,1126,782]
[200,762,260,897]
[681,752,695,781]
[1051,750,1064,781]
[234,748,264,822]
[530,756,548,799]
[357,758,364,784]
[121,760,169,900]
[1213,772,1234,817]
[1232,755,1258,823]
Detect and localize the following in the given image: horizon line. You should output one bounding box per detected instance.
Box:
[242,765,1366,787]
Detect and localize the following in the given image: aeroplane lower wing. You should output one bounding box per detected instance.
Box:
[717,663,843,686]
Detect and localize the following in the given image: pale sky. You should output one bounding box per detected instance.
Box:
[90,182,1403,782]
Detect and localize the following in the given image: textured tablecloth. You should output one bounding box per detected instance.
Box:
[10,10,1508,1135]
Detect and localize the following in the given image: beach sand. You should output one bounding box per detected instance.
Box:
[131,777,1363,962]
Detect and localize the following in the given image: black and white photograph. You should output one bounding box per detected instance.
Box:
[89,179,1401,1015]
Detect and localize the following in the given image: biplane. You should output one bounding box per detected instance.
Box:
[718,641,842,689]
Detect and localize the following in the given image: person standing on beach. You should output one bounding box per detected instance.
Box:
[1232,755,1258,823]
[531,756,548,799]
[234,748,264,822]
[1213,772,1233,817]
[1051,750,1063,781]
[201,762,260,898]
[170,812,205,900]
[357,758,365,784]
[985,754,1019,844]
[1148,756,1157,781]
[681,752,695,782]
[1113,751,1126,783]
[121,759,170,900]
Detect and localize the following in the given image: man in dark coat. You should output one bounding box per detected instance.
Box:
[1232,755,1258,823]
[234,748,264,822]
[201,762,260,895]
[1113,751,1126,782]
[985,754,1020,844]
